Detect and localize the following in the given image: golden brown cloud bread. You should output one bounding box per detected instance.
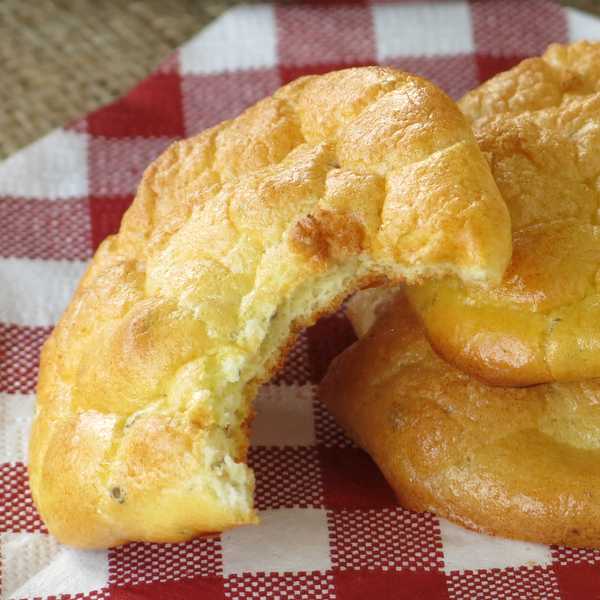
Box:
[323,290,600,548]
[29,67,511,548]
[406,41,600,386]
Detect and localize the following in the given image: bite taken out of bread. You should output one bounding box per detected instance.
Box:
[30,66,511,548]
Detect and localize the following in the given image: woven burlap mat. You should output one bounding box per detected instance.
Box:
[0,0,598,160]
[0,0,250,159]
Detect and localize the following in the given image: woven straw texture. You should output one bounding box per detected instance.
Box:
[0,0,251,159]
[0,0,598,160]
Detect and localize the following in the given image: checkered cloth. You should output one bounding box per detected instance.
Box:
[2,2,600,598]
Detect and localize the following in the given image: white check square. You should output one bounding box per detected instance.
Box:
[221,508,331,575]
[180,5,277,75]
[0,394,35,464]
[567,8,600,41]
[251,384,316,447]
[440,519,552,573]
[372,1,474,60]
[0,257,88,327]
[0,129,88,199]
[0,532,108,599]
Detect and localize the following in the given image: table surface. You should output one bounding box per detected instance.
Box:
[0,0,598,160]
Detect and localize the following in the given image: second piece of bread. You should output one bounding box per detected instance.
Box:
[323,289,600,548]
[408,41,600,386]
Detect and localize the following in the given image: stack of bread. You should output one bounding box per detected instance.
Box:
[28,40,600,550]
[322,41,600,548]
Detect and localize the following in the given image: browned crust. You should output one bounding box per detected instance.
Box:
[408,40,600,386]
[30,66,511,548]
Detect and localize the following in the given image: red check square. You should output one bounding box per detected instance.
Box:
[471,0,566,57]
[320,446,396,510]
[271,332,312,386]
[475,54,527,85]
[552,545,600,566]
[224,571,335,600]
[88,72,185,138]
[0,463,45,534]
[553,564,600,600]
[279,61,374,85]
[446,566,561,600]
[89,195,134,251]
[88,136,174,197]
[109,577,225,600]
[0,324,51,395]
[276,4,375,68]
[109,536,223,587]
[334,569,450,600]
[328,506,444,571]
[306,314,357,384]
[181,69,281,137]
[0,197,92,261]
[385,54,478,99]
[249,447,323,510]
[313,398,357,449]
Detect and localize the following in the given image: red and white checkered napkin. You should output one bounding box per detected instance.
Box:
[1,2,600,598]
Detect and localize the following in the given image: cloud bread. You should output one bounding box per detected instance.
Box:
[323,290,600,548]
[406,41,600,385]
[29,67,511,548]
